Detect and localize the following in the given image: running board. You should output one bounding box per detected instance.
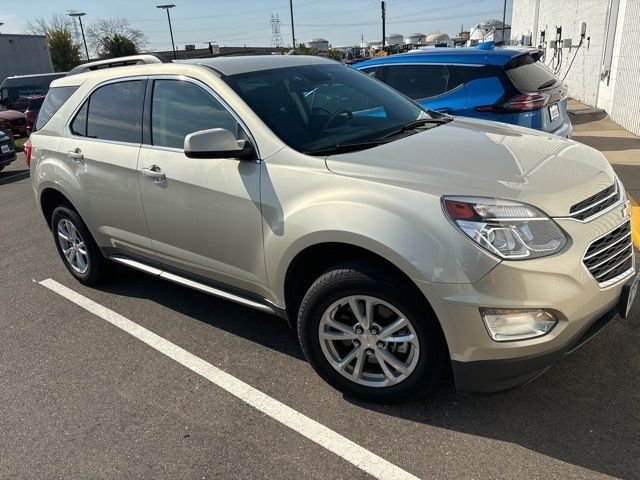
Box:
[110,256,276,314]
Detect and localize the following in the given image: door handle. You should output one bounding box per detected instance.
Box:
[67,148,84,163]
[141,165,166,182]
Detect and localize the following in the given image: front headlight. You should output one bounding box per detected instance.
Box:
[442,196,568,260]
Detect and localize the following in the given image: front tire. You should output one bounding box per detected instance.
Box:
[51,205,109,286]
[298,262,446,403]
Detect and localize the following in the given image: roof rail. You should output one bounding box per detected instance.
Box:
[66,54,173,76]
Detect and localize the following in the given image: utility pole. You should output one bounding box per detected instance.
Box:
[68,12,89,61]
[501,0,507,43]
[0,22,4,35]
[156,4,177,59]
[289,0,296,52]
[381,1,386,51]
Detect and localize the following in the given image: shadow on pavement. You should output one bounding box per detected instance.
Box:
[568,111,608,126]
[575,136,640,152]
[94,264,640,479]
[0,169,30,185]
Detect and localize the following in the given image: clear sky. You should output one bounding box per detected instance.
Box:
[0,0,512,51]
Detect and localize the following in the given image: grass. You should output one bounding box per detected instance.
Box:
[14,136,27,151]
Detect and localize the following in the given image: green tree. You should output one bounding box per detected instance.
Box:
[99,34,138,59]
[47,30,81,72]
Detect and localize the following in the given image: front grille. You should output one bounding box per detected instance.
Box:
[9,118,26,127]
[583,221,634,286]
[570,183,619,221]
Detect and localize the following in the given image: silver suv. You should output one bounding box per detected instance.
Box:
[30,55,637,402]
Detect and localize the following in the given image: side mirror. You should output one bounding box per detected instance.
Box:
[184,128,254,160]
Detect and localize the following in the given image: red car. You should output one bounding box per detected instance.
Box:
[24,95,45,135]
[0,105,27,137]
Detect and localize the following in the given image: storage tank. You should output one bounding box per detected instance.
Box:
[385,34,404,46]
[305,38,330,51]
[404,33,426,45]
[425,32,452,46]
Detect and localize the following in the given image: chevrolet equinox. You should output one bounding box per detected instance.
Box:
[29,55,637,402]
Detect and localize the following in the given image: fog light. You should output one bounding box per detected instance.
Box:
[480,308,558,342]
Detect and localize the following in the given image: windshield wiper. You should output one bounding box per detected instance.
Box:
[538,79,558,90]
[379,117,451,140]
[303,139,391,156]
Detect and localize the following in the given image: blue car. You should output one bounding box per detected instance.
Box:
[355,45,572,137]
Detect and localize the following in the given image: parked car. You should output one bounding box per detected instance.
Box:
[0,72,67,112]
[0,128,16,171]
[29,55,634,402]
[356,45,573,137]
[24,95,46,134]
[0,105,27,136]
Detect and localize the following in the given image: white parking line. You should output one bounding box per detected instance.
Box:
[39,278,420,480]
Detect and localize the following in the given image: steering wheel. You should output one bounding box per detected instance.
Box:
[320,108,353,135]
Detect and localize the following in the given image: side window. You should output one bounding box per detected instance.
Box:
[35,86,78,131]
[151,80,240,150]
[72,80,145,143]
[384,65,461,100]
[359,67,377,77]
[70,102,88,136]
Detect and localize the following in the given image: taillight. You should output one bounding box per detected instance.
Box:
[24,138,32,167]
[475,93,550,114]
[502,93,550,112]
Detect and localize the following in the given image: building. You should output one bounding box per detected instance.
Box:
[511,0,640,136]
[305,38,329,51]
[467,19,511,45]
[0,34,53,82]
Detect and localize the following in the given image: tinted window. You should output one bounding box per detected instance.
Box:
[70,102,88,136]
[505,54,559,91]
[151,80,240,149]
[34,86,78,131]
[81,80,145,143]
[384,64,461,100]
[359,67,377,77]
[225,63,430,153]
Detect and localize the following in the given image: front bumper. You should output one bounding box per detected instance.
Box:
[415,205,633,393]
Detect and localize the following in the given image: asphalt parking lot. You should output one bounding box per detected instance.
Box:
[1,151,639,480]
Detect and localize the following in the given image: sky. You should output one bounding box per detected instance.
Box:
[0,0,513,51]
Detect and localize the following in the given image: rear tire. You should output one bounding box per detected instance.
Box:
[297,262,446,403]
[51,205,109,286]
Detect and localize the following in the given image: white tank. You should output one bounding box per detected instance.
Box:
[385,34,404,46]
[305,37,330,51]
[404,33,426,45]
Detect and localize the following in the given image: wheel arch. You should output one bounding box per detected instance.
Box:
[40,187,77,229]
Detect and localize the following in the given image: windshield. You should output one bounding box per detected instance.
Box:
[224,63,432,153]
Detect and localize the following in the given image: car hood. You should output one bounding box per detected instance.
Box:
[325,118,616,217]
[0,109,25,121]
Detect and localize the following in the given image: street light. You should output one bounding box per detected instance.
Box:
[156,4,176,59]
[68,12,90,61]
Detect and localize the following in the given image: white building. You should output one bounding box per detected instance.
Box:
[305,38,329,51]
[511,0,640,136]
[468,19,511,45]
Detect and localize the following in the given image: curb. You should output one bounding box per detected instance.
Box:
[627,193,640,249]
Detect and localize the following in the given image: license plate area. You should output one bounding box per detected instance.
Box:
[1,144,11,154]
[549,104,560,122]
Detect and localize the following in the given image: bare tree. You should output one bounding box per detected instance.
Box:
[25,13,73,38]
[86,18,147,57]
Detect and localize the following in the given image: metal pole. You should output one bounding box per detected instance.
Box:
[289,0,296,51]
[166,9,176,59]
[381,1,386,51]
[501,0,507,44]
[78,16,90,61]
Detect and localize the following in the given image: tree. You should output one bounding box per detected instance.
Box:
[48,30,82,71]
[86,18,147,58]
[25,13,73,38]
[99,34,138,59]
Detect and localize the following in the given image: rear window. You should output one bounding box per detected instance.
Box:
[34,86,78,131]
[383,64,462,100]
[504,54,559,92]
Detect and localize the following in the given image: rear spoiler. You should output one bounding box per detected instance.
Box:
[66,54,173,76]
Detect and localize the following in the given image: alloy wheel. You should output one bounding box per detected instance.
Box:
[56,218,89,274]
[318,295,420,387]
